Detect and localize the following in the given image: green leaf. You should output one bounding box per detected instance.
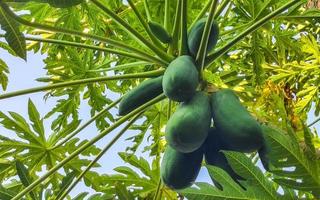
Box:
[0,58,9,91]
[181,166,256,200]
[250,32,265,85]
[0,3,26,60]
[28,99,46,143]
[223,151,280,199]
[182,151,294,200]
[278,8,320,20]
[113,183,134,200]
[15,160,38,200]
[55,171,77,199]
[101,153,173,199]
[0,185,15,200]
[46,0,83,8]
[13,0,84,8]
[72,192,89,200]
[262,125,320,195]
[0,111,42,146]
[302,123,317,160]
[119,152,156,180]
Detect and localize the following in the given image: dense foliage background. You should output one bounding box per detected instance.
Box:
[0,0,320,199]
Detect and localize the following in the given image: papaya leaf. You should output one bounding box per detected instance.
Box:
[250,32,265,86]
[119,152,157,180]
[11,0,84,8]
[114,183,135,200]
[181,166,260,200]
[45,0,83,8]
[72,192,89,200]
[55,171,77,199]
[15,160,38,200]
[103,153,176,199]
[181,151,294,200]
[0,58,9,91]
[0,185,15,200]
[0,3,26,60]
[278,8,320,20]
[302,123,317,160]
[0,111,43,145]
[262,125,320,196]
[28,99,46,143]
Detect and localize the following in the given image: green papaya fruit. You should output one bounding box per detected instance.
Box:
[258,128,272,171]
[203,128,244,189]
[148,21,172,43]
[166,92,211,153]
[47,0,83,8]
[162,55,198,102]
[188,18,219,58]
[258,144,270,171]
[161,145,203,190]
[210,89,263,152]
[118,76,163,116]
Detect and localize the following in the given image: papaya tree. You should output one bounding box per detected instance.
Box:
[0,0,320,199]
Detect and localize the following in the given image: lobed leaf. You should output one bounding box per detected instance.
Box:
[0,3,26,60]
[15,160,38,200]
[262,125,320,196]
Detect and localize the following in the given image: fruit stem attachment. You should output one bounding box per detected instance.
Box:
[196,0,219,72]
[164,0,170,31]
[168,0,182,55]
[153,180,163,200]
[179,0,189,56]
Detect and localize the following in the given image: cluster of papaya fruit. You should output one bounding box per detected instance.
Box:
[118,18,265,190]
[161,88,265,190]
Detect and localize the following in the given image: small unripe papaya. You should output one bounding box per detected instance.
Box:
[148,21,172,43]
[119,76,163,116]
[188,18,219,58]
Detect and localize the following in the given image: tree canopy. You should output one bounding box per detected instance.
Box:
[0,0,320,199]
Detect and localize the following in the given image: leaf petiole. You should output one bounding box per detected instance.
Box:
[11,94,166,200]
[0,69,165,100]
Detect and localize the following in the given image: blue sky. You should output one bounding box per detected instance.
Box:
[1,44,319,197]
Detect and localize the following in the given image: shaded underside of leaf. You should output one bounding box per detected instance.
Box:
[0,3,26,60]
